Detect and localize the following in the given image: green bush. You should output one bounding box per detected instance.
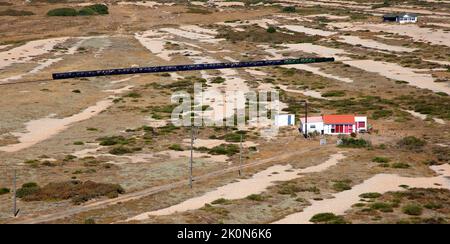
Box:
[370,202,393,212]
[267,26,276,33]
[391,162,410,169]
[359,192,382,199]
[211,198,232,205]
[322,90,345,97]
[85,4,109,15]
[282,6,296,13]
[47,8,78,16]
[372,157,390,163]
[78,7,97,16]
[209,144,240,156]
[332,181,351,192]
[16,182,40,198]
[109,146,133,155]
[0,188,10,195]
[339,137,370,148]
[0,9,34,16]
[211,77,225,84]
[97,136,129,146]
[168,144,184,151]
[246,194,265,201]
[402,204,423,216]
[310,213,347,224]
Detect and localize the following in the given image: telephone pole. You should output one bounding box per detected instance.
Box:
[239,134,243,176]
[13,169,19,217]
[189,125,194,188]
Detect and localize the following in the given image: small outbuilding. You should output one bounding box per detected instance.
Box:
[383,13,418,23]
[274,114,296,126]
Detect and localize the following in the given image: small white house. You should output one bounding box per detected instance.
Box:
[383,13,418,23]
[274,114,295,126]
[299,116,324,134]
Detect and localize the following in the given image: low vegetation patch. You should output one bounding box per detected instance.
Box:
[246,194,265,201]
[322,90,345,97]
[0,9,34,16]
[0,187,10,195]
[211,198,232,205]
[402,204,423,216]
[339,137,370,148]
[17,180,124,205]
[370,202,393,213]
[359,192,382,199]
[209,144,239,156]
[397,136,426,151]
[47,4,109,17]
[310,213,348,224]
[332,180,352,192]
[372,157,390,163]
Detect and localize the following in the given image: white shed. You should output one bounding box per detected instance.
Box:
[274,114,296,126]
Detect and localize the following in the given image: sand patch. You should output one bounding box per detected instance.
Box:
[126,152,346,220]
[274,164,450,224]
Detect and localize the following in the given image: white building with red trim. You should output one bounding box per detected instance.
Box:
[300,114,367,135]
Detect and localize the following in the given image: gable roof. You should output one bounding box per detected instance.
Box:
[323,114,355,124]
[300,116,323,124]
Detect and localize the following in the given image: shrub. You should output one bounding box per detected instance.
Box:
[109,146,133,155]
[322,90,345,97]
[246,194,265,201]
[370,202,393,212]
[124,92,141,98]
[339,137,370,148]
[267,26,277,33]
[397,136,426,151]
[277,182,301,195]
[211,198,232,205]
[73,141,84,145]
[0,9,34,16]
[391,162,410,169]
[282,6,296,13]
[224,132,245,142]
[19,180,124,204]
[211,77,225,84]
[85,4,109,15]
[372,157,390,163]
[402,204,423,216]
[209,144,239,156]
[168,144,184,151]
[84,218,96,224]
[97,136,129,146]
[47,8,78,16]
[16,182,40,198]
[310,213,347,224]
[0,188,10,195]
[78,7,97,16]
[359,192,382,199]
[332,181,351,192]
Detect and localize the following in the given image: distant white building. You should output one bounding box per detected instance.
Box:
[274,114,295,126]
[300,114,368,135]
[383,13,418,23]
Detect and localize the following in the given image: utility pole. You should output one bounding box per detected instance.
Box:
[13,169,19,217]
[302,100,308,139]
[239,134,243,176]
[189,125,194,189]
